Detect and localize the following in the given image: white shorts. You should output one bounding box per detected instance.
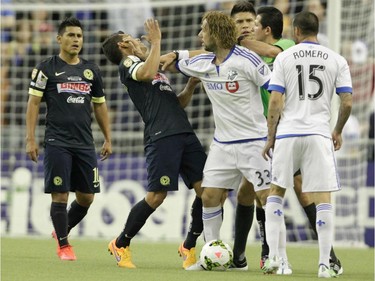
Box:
[202,140,271,192]
[271,135,341,192]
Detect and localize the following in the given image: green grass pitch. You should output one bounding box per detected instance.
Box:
[1,237,373,281]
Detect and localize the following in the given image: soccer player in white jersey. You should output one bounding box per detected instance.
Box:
[164,11,272,270]
[262,11,352,278]
[234,4,342,275]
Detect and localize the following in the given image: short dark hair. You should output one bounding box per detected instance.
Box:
[58,17,83,35]
[102,31,125,65]
[230,0,256,17]
[293,11,319,36]
[257,6,283,39]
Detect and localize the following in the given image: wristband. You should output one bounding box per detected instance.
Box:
[173,50,189,61]
[172,50,179,61]
[178,50,189,60]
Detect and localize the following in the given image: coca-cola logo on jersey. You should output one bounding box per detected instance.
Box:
[67,96,85,104]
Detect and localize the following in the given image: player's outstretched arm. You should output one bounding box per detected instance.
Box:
[177,77,201,108]
[160,49,208,72]
[160,51,178,72]
[240,38,282,58]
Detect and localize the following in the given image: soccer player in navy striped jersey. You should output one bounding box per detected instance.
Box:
[26,17,112,261]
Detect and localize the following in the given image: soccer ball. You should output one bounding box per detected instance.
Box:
[199,240,233,271]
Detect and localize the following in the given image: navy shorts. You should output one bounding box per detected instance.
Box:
[145,133,207,192]
[44,144,100,194]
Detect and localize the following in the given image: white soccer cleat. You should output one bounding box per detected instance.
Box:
[276,258,292,275]
[228,258,249,271]
[262,256,280,274]
[185,261,205,271]
[318,264,337,278]
[330,258,343,275]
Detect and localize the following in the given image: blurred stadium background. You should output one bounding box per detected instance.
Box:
[1,0,374,247]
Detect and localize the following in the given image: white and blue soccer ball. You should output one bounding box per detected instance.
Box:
[199,240,233,271]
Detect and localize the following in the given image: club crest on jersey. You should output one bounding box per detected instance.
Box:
[227,70,238,81]
[83,69,94,80]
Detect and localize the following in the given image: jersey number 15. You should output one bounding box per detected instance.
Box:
[296,64,325,100]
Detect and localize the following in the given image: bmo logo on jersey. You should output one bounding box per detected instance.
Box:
[225,81,239,93]
[206,81,239,93]
[67,96,85,104]
[206,82,223,90]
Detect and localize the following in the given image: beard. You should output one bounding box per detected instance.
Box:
[203,42,214,52]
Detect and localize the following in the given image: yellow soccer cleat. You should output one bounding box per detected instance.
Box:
[178,242,197,269]
[108,238,136,268]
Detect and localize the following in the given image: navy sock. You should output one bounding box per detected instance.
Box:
[67,200,89,233]
[116,198,155,247]
[50,202,69,247]
[233,204,254,261]
[256,206,269,257]
[184,196,203,249]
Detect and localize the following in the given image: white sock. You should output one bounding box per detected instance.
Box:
[278,215,288,261]
[265,196,284,259]
[316,203,333,267]
[202,205,222,242]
